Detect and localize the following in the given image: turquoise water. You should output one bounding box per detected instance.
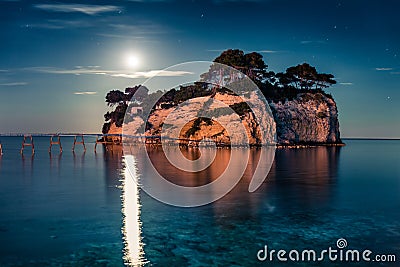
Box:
[0,137,399,266]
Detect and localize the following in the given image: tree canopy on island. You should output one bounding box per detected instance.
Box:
[102,49,337,133]
[276,63,336,90]
[211,49,274,85]
[212,49,336,91]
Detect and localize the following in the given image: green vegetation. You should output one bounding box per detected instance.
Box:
[184,117,213,138]
[229,102,251,117]
[211,49,336,102]
[276,63,336,90]
[103,102,127,128]
[159,82,212,105]
[317,112,328,119]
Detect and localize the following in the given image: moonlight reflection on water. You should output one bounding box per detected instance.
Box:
[122,157,147,266]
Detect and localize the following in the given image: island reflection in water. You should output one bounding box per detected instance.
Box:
[128,145,338,206]
[125,145,276,207]
[123,145,350,266]
[123,142,399,266]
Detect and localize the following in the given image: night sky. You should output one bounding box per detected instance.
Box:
[0,0,399,137]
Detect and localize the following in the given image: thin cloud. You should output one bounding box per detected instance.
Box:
[206,49,227,52]
[390,71,400,75]
[34,4,121,15]
[74,91,97,95]
[75,65,101,69]
[29,19,94,29]
[375,67,393,71]
[300,40,326,45]
[97,33,151,41]
[339,82,353,86]
[26,66,193,79]
[207,49,281,53]
[111,70,193,78]
[255,50,280,54]
[109,23,166,34]
[26,66,109,75]
[213,0,267,3]
[97,22,169,41]
[0,82,27,86]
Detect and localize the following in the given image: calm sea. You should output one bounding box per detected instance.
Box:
[0,137,399,266]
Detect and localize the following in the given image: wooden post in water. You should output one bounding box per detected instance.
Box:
[72,134,86,152]
[0,142,3,155]
[94,135,113,153]
[20,135,35,154]
[94,135,101,153]
[49,134,62,153]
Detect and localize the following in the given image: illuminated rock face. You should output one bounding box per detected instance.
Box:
[108,92,342,145]
[269,92,342,145]
[157,92,276,146]
[117,92,275,146]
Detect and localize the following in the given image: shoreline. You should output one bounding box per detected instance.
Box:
[1,134,398,141]
[276,142,345,149]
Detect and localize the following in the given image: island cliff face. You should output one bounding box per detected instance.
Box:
[269,92,342,145]
[107,91,342,146]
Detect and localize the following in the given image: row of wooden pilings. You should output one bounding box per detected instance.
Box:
[0,134,227,155]
[18,135,89,154]
[0,134,122,155]
[0,134,166,155]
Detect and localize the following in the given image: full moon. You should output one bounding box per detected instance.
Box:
[126,54,139,68]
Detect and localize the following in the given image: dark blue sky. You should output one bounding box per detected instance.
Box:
[0,0,399,137]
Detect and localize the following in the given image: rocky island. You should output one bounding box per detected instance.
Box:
[102,49,343,147]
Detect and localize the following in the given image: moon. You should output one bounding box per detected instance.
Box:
[126,54,140,68]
